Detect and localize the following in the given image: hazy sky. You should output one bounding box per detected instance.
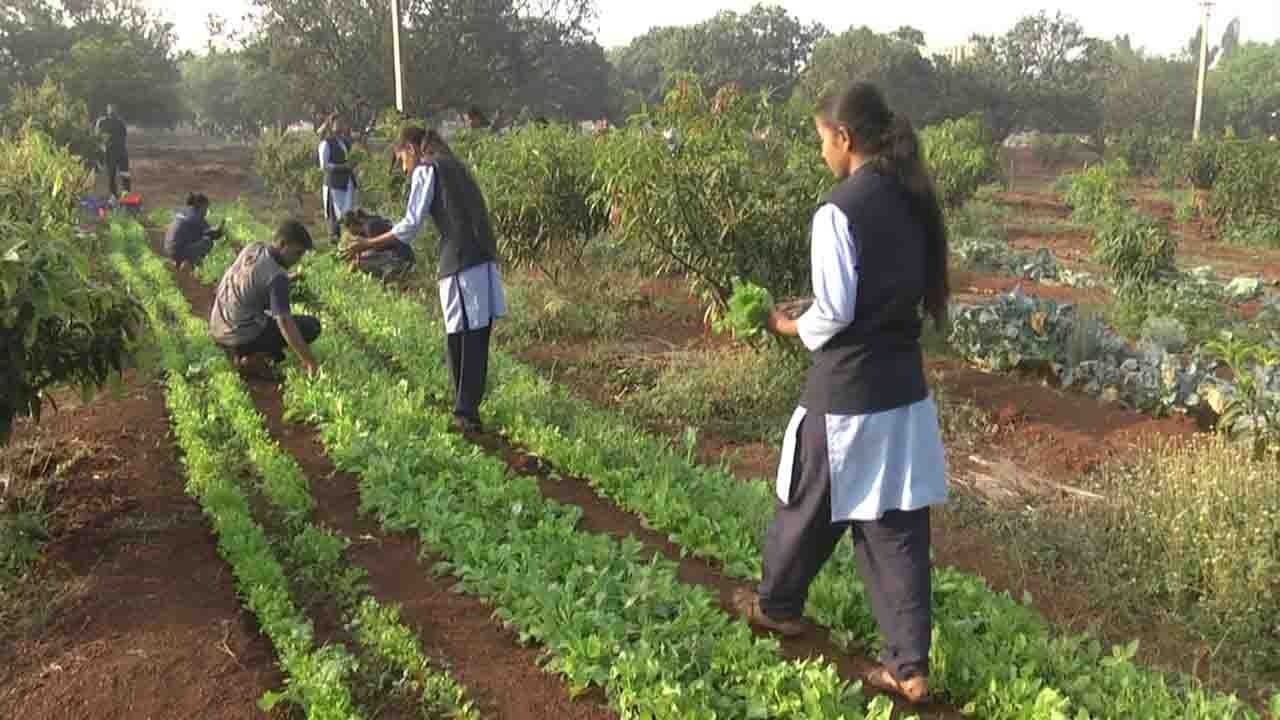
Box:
[144,0,1279,56]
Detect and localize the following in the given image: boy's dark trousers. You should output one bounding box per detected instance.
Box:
[228,316,322,363]
[105,149,130,196]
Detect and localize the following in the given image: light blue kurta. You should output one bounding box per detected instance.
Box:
[392,164,507,333]
[778,203,948,522]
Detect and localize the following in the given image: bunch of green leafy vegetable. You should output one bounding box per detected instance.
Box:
[713,279,774,339]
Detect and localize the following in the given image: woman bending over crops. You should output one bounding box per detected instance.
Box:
[341,126,506,434]
[732,81,950,705]
[162,192,223,271]
[341,209,416,280]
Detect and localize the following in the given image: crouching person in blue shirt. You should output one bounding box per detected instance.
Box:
[209,220,321,378]
[341,209,416,280]
[162,193,224,271]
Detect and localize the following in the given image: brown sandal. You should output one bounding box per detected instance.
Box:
[863,665,930,704]
[730,588,806,637]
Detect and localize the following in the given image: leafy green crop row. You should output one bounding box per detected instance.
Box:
[105,218,365,719]
[279,225,1270,719]
[108,217,476,719]
[268,282,896,718]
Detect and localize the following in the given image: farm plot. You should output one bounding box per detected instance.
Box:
[210,204,1273,719]
[105,217,480,719]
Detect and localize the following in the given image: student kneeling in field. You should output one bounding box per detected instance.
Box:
[209,220,321,376]
[341,209,415,280]
[163,193,224,271]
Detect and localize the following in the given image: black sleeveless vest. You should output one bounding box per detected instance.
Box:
[324,138,354,189]
[427,157,497,278]
[799,165,929,416]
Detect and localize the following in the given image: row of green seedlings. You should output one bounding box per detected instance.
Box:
[285,238,1274,720]
[264,284,902,716]
[109,216,478,720]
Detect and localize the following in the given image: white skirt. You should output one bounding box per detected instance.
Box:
[777,397,948,522]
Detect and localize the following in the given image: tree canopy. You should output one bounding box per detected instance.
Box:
[0,0,183,126]
[1211,41,1280,137]
[960,11,1113,142]
[245,0,609,123]
[610,4,827,114]
[798,25,941,126]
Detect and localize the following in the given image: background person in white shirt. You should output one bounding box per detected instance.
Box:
[319,114,359,242]
[341,126,506,433]
[731,81,950,706]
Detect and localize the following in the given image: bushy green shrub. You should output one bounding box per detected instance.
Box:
[0,79,97,161]
[1106,128,1176,177]
[1061,159,1130,224]
[920,114,1001,208]
[254,128,324,211]
[592,80,824,309]
[1183,138,1224,190]
[1,128,143,442]
[1207,139,1280,227]
[1092,208,1178,288]
[466,124,606,281]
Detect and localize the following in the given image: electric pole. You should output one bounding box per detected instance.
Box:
[389,0,404,111]
[1193,0,1214,141]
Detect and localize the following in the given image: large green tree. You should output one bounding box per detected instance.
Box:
[246,0,606,122]
[1103,44,1196,138]
[610,5,826,113]
[0,0,68,103]
[1211,41,1280,137]
[0,0,182,126]
[181,50,302,136]
[798,26,941,126]
[960,11,1113,142]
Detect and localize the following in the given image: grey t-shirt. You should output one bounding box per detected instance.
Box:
[209,243,290,346]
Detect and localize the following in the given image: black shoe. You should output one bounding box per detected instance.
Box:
[451,415,483,434]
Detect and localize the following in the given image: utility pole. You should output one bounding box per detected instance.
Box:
[389,0,404,111]
[1193,0,1214,141]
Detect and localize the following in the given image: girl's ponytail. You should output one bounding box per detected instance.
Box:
[818,83,949,331]
[877,113,949,332]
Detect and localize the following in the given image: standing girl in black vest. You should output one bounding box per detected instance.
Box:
[731,82,950,705]
[319,114,359,242]
[341,126,506,433]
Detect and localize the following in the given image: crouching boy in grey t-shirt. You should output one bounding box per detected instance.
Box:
[209,220,321,374]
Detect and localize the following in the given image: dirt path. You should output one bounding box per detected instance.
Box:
[0,383,284,719]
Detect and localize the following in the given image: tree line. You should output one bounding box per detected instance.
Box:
[2,0,1277,143]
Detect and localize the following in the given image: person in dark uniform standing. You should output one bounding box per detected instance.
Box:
[319,114,359,243]
[731,82,951,705]
[94,104,130,197]
[340,126,505,433]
